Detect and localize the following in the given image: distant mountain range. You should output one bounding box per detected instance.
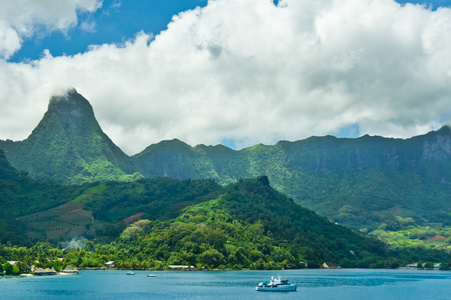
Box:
[1,89,450,233]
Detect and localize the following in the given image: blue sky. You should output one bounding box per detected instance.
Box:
[1,0,451,154]
[9,0,449,63]
[11,0,208,62]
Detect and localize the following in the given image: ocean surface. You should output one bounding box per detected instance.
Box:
[1,269,450,299]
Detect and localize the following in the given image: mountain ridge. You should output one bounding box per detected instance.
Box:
[1,89,450,234]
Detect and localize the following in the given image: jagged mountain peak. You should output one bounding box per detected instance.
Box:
[439,124,451,132]
[48,88,94,118]
[0,88,135,184]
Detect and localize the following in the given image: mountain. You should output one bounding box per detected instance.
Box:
[132,127,451,232]
[1,89,450,235]
[0,152,405,268]
[0,88,139,184]
[0,152,401,267]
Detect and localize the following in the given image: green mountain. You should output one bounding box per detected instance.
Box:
[132,127,451,233]
[0,152,399,268]
[1,89,450,236]
[0,153,389,266]
[111,176,396,269]
[0,89,139,184]
[1,146,450,267]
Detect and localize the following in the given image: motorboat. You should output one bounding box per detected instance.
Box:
[255,276,297,292]
[147,274,157,277]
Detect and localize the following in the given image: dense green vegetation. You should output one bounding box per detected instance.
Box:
[1,89,451,255]
[0,149,87,245]
[2,90,450,238]
[132,129,451,233]
[1,176,451,272]
[108,177,392,269]
[372,225,451,250]
[0,89,138,184]
[1,146,451,271]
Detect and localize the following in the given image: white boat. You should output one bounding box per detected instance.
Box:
[255,276,297,292]
[147,274,157,277]
[127,263,135,275]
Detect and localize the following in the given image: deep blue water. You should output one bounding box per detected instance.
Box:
[1,269,450,299]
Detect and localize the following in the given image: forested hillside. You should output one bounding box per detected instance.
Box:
[0,89,139,184]
[131,126,451,233]
[1,90,450,240]
[1,151,415,268]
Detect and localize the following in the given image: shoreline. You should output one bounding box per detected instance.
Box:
[0,267,446,279]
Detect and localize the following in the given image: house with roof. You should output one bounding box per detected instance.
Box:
[61,265,79,274]
[105,261,115,268]
[34,267,58,276]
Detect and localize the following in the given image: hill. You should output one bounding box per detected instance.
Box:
[111,176,395,269]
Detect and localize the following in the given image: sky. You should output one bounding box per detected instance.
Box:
[0,0,450,155]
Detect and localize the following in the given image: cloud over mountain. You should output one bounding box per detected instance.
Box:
[0,0,450,154]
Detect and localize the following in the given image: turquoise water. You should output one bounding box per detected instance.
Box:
[1,269,450,299]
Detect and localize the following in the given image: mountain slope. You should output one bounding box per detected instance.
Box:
[0,152,391,268]
[0,149,87,244]
[1,142,450,264]
[113,176,408,269]
[133,126,451,231]
[1,89,450,233]
[0,89,139,184]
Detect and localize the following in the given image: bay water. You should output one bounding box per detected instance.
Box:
[1,269,450,299]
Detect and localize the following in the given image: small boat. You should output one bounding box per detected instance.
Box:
[127,262,135,275]
[147,274,157,277]
[255,276,297,292]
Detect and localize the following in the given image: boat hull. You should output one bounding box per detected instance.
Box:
[255,285,297,292]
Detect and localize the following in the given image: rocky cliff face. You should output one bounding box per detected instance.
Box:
[48,88,94,117]
[421,126,451,161]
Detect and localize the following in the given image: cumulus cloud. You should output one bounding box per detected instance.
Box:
[0,0,101,59]
[0,0,451,155]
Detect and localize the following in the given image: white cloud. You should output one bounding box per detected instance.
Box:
[0,0,102,59]
[0,0,451,155]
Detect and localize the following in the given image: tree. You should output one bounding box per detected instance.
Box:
[439,262,450,271]
[199,249,225,268]
[3,262,13,275]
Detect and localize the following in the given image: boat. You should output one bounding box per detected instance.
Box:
[255,276,297,292]
[147,274,157,277]
[127,262,135,275]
